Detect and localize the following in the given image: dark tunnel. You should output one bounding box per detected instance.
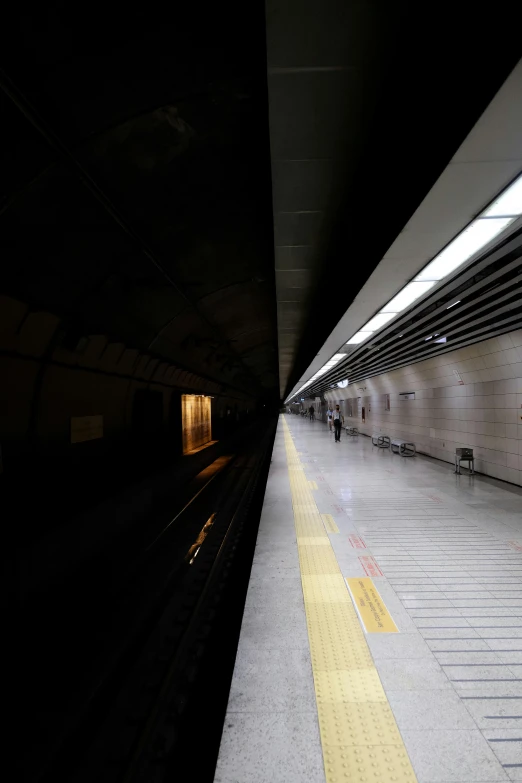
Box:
[3,4,522,783]
[2,5,279,782]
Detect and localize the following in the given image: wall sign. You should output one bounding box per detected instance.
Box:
[399,392,415,401]
[181,394,212,454]
[453,369,464,385]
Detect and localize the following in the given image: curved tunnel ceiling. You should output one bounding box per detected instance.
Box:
[0,5,277,399]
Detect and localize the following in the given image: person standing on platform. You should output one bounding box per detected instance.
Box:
[309,404,315,421]
[327,406,333,431]
[333,404,344,442]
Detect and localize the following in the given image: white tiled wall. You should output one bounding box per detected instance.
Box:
[318,329,522,486]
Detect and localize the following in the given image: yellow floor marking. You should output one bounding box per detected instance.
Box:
[297,536,332,546]
[309,480,318,489]
[347,578,399,634]
[282,418,417,783]
[322,513,340,533]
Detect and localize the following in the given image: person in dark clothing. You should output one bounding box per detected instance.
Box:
[333,404,344,442]
[309,404,315,421]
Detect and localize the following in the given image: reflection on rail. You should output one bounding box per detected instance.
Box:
[186,512,216,565]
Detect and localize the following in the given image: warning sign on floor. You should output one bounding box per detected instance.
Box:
[346,577,398,633]
[359,555,383,577]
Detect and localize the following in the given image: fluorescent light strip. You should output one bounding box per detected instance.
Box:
[415,217,513,282]
[290,172,522,400]
[363,312,397,331]
[347,330,374,344]
[483,175,522,217]
[345,172,522,345]
[286,353,347,401]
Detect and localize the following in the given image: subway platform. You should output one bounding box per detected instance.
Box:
[215,414,522,783]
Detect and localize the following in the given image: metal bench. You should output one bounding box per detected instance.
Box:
[372,433,390,448]
[391,438,416,457]
[346,426,359,436]
[455,447,474,475]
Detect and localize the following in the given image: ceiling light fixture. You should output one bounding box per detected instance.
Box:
[363,312,397,331]
[286,352,347,401]
[347,173,522,345]
[483,174,522,217]
[380,281,438,312]
[288,172,522,401]
[414,217,513,282]
[347,330,374,345]
[447,300,461,309]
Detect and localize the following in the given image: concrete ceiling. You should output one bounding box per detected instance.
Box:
[266,1,522,399]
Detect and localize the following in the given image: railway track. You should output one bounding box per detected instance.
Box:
[23,420,276,783]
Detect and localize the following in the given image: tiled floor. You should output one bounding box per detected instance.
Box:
[214,415,522,783]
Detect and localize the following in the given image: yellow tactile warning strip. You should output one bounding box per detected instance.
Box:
[347,578,399,634]
[322,513,340,534]
[309,480,319,490]
[282,419,417,783]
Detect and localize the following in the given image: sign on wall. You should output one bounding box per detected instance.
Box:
[453,369,464,385]
[181,394,212,454]
[70,415,104,444]
[398,392,415,401]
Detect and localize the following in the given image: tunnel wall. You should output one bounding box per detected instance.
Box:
[317,329,522,487]
[0,294,253,470]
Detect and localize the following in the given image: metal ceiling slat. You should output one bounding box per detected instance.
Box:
[346,282,522,379]
[348,231,522,355]
[298,235,522,396]
[315,310,522,392]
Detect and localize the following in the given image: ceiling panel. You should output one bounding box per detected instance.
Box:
[273,211,323,247]
[268,70,363,160]
[271,159,337,212]
[274,245,317,270]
